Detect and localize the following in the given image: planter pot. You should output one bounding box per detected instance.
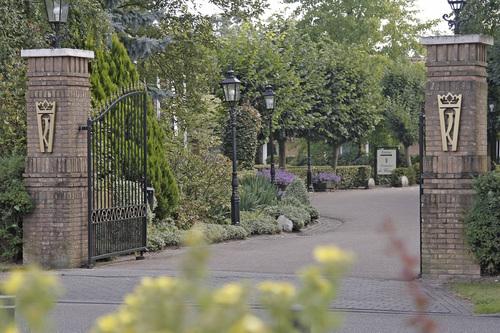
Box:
[313,181,337,192]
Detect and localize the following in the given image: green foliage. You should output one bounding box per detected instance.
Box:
[147,219,183,251]
[196,223,248,243]
[240,211,281,235]
[282,165,371,189]
[0,155,33,262]
[169,146,232,229]
[282,178,310,205]
[263,205,311,231]
[390,167,417,187]
[382,60,425,166]
[281,197,320,222]
[222,103,262,170]
[464,172,500,275]
[239,174,278,211]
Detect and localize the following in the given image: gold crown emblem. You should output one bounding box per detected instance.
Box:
[36,100,56,112]
[438,93,461,107]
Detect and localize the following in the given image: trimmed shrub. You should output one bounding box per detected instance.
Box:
[222,102,261,170]
[240,175,277,211]
[464,172,500,275]
[281,197,320,222]
[390,167,416,186]
[282,178,310,205]
[240,211,281,235]
[263,205,311,231]
[0,155,33,262]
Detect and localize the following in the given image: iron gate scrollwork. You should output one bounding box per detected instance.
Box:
[87,86,148,266]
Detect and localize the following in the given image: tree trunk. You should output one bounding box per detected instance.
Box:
[278,137,286,169]
[404,145,412,167]
[331,144,340,170]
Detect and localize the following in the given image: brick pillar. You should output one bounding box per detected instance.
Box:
[421,35,493,279]
[21,49,94,268]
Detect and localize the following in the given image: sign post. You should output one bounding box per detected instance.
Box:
[374,147,398,184]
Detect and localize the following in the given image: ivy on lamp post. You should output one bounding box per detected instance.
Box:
[221,70,242,225]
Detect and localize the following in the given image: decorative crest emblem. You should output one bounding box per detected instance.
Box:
[36,100,56,153]
[437,93,462,152]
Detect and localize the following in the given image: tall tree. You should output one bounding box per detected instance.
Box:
[382,60,426,167]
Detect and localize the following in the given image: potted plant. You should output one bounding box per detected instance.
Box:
[312,172,341,192]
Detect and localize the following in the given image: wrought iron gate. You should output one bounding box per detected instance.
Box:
[86,87,148,266]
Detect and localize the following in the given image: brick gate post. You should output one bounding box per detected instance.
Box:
[21,49,94,268]
[421,35,493,279]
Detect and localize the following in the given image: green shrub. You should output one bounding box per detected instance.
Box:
[413,162,421,184]
[239,175,277,211]
[240,211,281,235]
[390,167,416,186]
[147,219,183,251]
[170,148,232,229]
[0,155,33,262]
[222,102,261,170]
[263,205,310,231]
[282,165,371,189]
[196,223,248,243]
[281,197,320,221]
[282,178,310,205]
[464,172,500,275]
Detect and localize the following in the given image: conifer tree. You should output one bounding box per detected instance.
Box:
[89,35,179,219]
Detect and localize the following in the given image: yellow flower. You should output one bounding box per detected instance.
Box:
[124,294,139,307]
[213,283,244,305]
[155,276,176,290]
[258,281,296,299]
[313,246,353,265]
[184,228,205,246]
[2,270,25,295]
[5,324,19,333]
[96,315,119,333]
[229,314,267,333]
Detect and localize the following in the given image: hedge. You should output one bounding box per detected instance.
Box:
[255,165,372,189]
[390,167,417,186]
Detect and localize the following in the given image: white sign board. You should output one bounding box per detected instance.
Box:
[377,149,397,175]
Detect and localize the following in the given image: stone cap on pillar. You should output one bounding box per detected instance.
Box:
[21,48,94,59]
[421,34,494,46]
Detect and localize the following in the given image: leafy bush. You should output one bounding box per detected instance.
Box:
[464,172,500,275]
[169,147,232,229]
[240,211,281,235]
[239,175,277,211]
[390,167,416,186]
[222,102,261,170]
[413,162,421,184]
[0,155,33,262]
[263,205,311,231]
[147,219,183,251]
[282,178,310,205]
[281,197,320,222]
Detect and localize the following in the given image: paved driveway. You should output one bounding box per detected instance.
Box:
[15,187,500,332]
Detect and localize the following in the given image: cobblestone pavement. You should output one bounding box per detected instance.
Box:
[11,187,500,332]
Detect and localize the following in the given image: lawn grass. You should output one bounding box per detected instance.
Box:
[451,281,500,314]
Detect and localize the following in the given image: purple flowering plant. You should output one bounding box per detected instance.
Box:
[312,172,341,184]
[257,168,296,186]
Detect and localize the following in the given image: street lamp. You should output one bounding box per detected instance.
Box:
[443,0,467,34]
[44,0,70,48]
[489,103,497,169]
[263,85,276,185]
[306,130,313,192]
[221,70,242,225]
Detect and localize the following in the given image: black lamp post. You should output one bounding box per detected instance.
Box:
[44,0,69,48]
[221,70,242,225]
[306,130,313,192]
[443,0,467,34]
[263,85,276,184]
[489,103,497,169]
